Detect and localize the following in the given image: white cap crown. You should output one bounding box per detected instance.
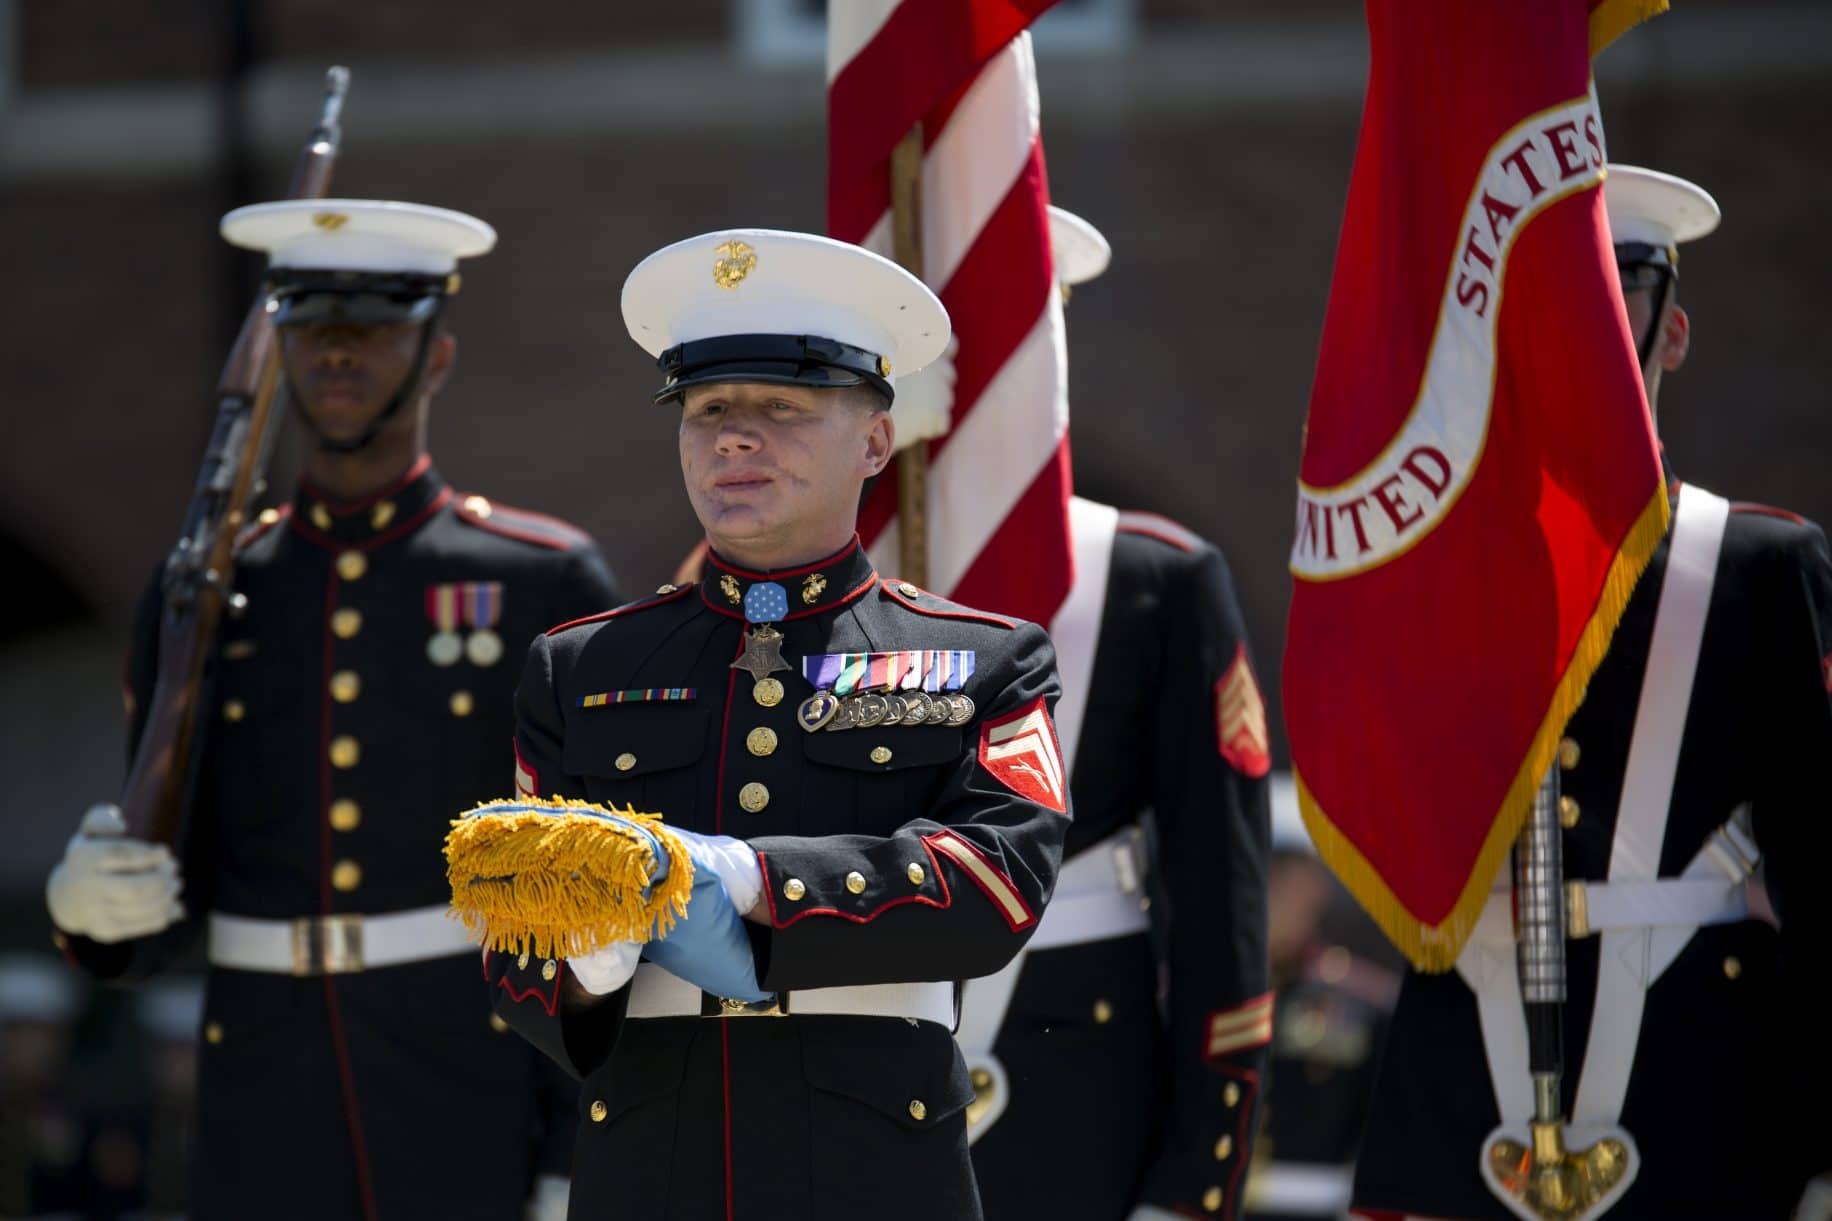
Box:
[1604,165,1720,250]
[220,199,497,274]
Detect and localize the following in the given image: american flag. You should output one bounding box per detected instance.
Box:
[828,0,1074,630]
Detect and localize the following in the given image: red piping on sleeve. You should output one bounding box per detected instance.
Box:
[757,840,954,929]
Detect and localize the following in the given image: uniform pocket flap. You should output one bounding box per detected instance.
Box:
[563,703,709,779]
[802,725,962,773]
[593,1020,694,1122]
[798,1017,973,1129]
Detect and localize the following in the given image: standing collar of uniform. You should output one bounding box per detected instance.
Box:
[291,454,452,549]
[699,535,878,621]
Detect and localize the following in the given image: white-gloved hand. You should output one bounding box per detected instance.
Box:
[523,1173,569,1221]
[45,804,184,944]
[568,940,642,997]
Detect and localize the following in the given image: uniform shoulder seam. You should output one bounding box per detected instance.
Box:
[455,494,593,552]
[879,582,1017,629]
[1115,510,1202,554]
[544,584,694,636]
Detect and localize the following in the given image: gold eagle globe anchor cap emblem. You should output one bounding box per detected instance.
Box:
[712,240,758,289]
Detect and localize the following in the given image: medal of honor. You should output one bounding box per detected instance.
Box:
[426,585,463,666]
[731,583,793,705]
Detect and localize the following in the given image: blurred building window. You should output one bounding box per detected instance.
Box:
[735,0,1138,67]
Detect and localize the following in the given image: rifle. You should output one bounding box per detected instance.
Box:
[119,67,351,846]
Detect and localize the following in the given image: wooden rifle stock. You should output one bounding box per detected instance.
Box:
[119,67,351,846]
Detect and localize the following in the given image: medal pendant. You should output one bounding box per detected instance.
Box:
[944,693,976,726]
[427,631,464,666]
[900,691,934,726]
[881,693,909,724]
[826,700,859,732]
[466,628,504,667]
[798,691,840,733]
[851,692,890,729]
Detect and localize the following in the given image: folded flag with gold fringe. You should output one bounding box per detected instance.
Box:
[444,799,695,960]
[1282,0,1671,972]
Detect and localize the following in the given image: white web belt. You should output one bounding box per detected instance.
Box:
[208,904,476,975]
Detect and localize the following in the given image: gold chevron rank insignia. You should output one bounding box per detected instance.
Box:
[1215,644,1271,779]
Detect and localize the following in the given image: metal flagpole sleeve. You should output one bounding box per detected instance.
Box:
[1515,764,1566,1120]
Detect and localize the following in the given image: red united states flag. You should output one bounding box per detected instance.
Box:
[828,0,1074,630]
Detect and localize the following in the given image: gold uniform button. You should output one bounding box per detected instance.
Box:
[463,494,493,519]
[1558,795,1581,829]
[908,1099,927,1122]
[331,860,362,892]
[589,1100,608,1123]
[906,862,926,886]
[1093,999,1114,1025]
[449,690,474,717]
[542,959,558,981]
[1203,1186,1224,1213]
[898,582,921,597]
[739,782,770,813]
[222,699,247,722]
[870,746,893,765]
[257,507,281,527]
[615,753,637,772]
[331,608,363,639]
[329,671,361,703]
[330,736,360,769]
[329,799,361,832]
[1723,955,1742,980]
[753,677,785,707]
[845,871,867,895]
[747,727,778,757]
[655,583,678,595]
[1223,1082,1241,1108]
[310,503,333,531]
[1559,737,1581,770]
[369,499,397,530]
[489,1013,510,1034]
[204,1021,224,1045]
[783,878,807,902]
[336,551,367,581]
[1213,1134,1234,1160]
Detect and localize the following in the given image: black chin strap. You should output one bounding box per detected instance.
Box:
[287,303,446,454]
[1636,268,1674,375]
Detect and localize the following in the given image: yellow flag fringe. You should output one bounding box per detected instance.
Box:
[443,798,695,961]
[1589,0,1669,58]
[1297,483,1670,972]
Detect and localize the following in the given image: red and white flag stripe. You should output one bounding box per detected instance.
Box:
[829,1,1074,630]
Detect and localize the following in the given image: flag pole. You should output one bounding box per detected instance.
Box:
[890,123,929,588]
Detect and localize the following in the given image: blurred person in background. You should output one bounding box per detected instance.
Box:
[1349,167,1832,1220]
[912,208,1273,1221]
[1240,778,1397,1221]
[42,199,619,1221]
[0,953,86,1218]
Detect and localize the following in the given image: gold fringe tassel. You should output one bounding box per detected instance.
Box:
[1298,484,1671,972]
[443,797,696,961]
[1589,0,1669,58]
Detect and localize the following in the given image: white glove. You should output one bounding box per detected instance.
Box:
[568,940,641,996]
[524,1173,569,1221]
[673,829,763,917]
[45,804,184,944]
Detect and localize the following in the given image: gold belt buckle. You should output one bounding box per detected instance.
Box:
[291,914,365,975]
[716,994,787,1018]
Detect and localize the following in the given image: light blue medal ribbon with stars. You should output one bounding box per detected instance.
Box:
[729,582,792,708]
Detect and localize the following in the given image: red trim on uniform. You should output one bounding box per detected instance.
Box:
[714,634,745,835]
[707,537,861,582]
[1210,1062,1260,1218]
[926,830,1037,931]
[697,572,879,622]
[495,963,563,1017]
[879,582,1016,629]
[720,1021,736,1221]
[289,486,455,552]
[323,974,380,1221]
[455,499,586,551]
[514,738,540,798]
[298,453,433,515]
[757,840,953,929]
[1115,510,1201,554]
[545,584,694,636]
[1730,501,1807,525]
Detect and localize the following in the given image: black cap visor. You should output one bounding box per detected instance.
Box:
[654,334,892,405]
[269,268,450,328]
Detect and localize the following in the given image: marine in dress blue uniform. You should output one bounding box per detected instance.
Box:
[1349,169,1832,1220]
[47,201,619,1221]
[940,210,1273,1221]
[484,228,1069,1220]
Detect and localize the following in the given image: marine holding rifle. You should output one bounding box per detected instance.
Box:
[42,191,618,1219]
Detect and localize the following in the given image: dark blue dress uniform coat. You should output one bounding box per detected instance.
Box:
[971,509,1273,1221]
[58,459,619,1221]
[1351,475,1832,1220]
[486,538,1069,1221]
